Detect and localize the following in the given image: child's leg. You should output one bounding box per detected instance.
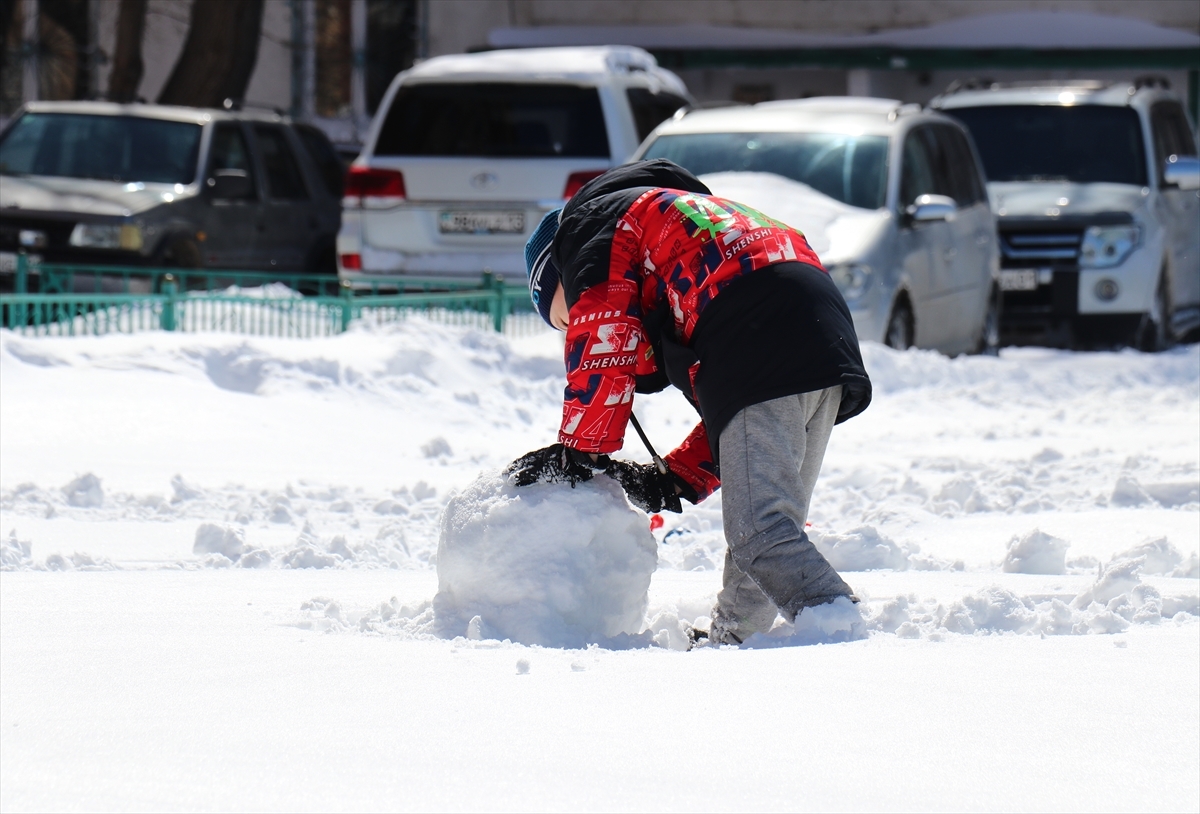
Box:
[715,387,852,632]
[711,550,778,643]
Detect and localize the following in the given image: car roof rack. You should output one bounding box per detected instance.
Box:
[941,78,1115,95]
[1133,75,1171,90]
[941,78,998,95]
[888,102,922,121]
[222,98,286,117]
[673,100,748,120]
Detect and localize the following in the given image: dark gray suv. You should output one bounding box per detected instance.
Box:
[0,101,344,288]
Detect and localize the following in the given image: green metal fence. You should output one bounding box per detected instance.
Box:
[1,257,545,338]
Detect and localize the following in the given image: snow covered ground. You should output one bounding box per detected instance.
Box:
[2,318,1197,812]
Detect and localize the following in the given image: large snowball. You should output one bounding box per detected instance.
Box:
[434,470,658,647]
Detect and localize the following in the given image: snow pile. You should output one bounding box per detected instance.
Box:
[193,523,245,560]
[62,473,103,508]
[1111,536,1196,577]
[870,557,1198,639]
[740,596,867,648]
[433,470,658,647]
[812,526,912,571]
[1001,529,1070,574]
[1,529,32,569]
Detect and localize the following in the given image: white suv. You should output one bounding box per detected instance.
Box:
[337,46,691,285]
[933,80,1200,349]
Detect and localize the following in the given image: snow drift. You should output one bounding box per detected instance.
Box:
[433,470,658,647]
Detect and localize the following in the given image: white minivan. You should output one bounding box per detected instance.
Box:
[337,46,692,285]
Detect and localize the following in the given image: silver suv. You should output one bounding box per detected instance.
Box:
[933,80,1200,349]
[337,46,691,285]
[634,97,1000,355]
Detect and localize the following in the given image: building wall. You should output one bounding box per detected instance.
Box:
[6,1,1194,131]
[427,0,1200,56]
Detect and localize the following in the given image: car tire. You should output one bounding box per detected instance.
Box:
[1135,272,1171,353]
[884,299,914,350]
[974,285,1001,356]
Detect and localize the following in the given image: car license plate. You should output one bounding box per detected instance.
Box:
[439,210,525,234]
[999,269,1039,291]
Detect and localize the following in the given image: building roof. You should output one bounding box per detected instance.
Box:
[489,12,1200,52]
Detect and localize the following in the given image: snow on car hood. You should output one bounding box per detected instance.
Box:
[988,181,1148,219]
[0,175,195,217]
[699,171,889,266]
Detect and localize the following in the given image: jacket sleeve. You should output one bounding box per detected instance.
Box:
[663,422,721,503]
[558,278,643,454]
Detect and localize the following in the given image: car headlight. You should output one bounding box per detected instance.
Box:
[69,223,144,251]
[1079,225,1139,269]
[828,263,872,301]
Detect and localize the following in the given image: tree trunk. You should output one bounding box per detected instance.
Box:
[107,0,146,102]
[157,0,264,108]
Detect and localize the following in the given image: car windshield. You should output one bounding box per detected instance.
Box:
[0,113,202,184]
[641,132,890,209]
[946,105,1147,185]
[375,83,610,158]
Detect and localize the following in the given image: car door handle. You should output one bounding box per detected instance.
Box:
[256,221,266,232]
[943,247,957,260]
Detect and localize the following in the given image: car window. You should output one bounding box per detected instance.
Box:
[0,113,200,184]
[208,123,257,198]
[626,88,690,143]
[210,124,254,173]
[900,127,939,205]
[642,132,888,210]
[375,83,610,158]
[294,123,345,197]
[1166,105,1198,156]
[253,125,309,200]
[936,125,985,205]
[946,105,1147,186]
[1150,101,1198,177]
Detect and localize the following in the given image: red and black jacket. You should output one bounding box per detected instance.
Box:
[552,159,871,502]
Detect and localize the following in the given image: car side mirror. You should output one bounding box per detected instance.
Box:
[906,194,957,223]
[1163,155,1200,191]
[206,169,253,200]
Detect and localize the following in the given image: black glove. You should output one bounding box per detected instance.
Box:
[507,444,609,487]
[605,459,693,514]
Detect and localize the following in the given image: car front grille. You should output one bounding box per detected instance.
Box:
[999,229,1084,268]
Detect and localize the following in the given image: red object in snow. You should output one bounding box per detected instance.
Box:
[649,514,664,531]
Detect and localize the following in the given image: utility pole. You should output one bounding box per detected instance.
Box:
[21,0,38,102]
[350,0,366,137]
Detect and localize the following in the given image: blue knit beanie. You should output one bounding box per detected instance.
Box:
[525,208,562,326]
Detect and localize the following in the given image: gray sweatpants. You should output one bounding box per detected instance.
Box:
[712,386,853,642]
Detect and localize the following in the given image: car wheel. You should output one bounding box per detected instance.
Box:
[884,300,914,350]
[974,285,1001,356]
[1135,273,1171,353]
